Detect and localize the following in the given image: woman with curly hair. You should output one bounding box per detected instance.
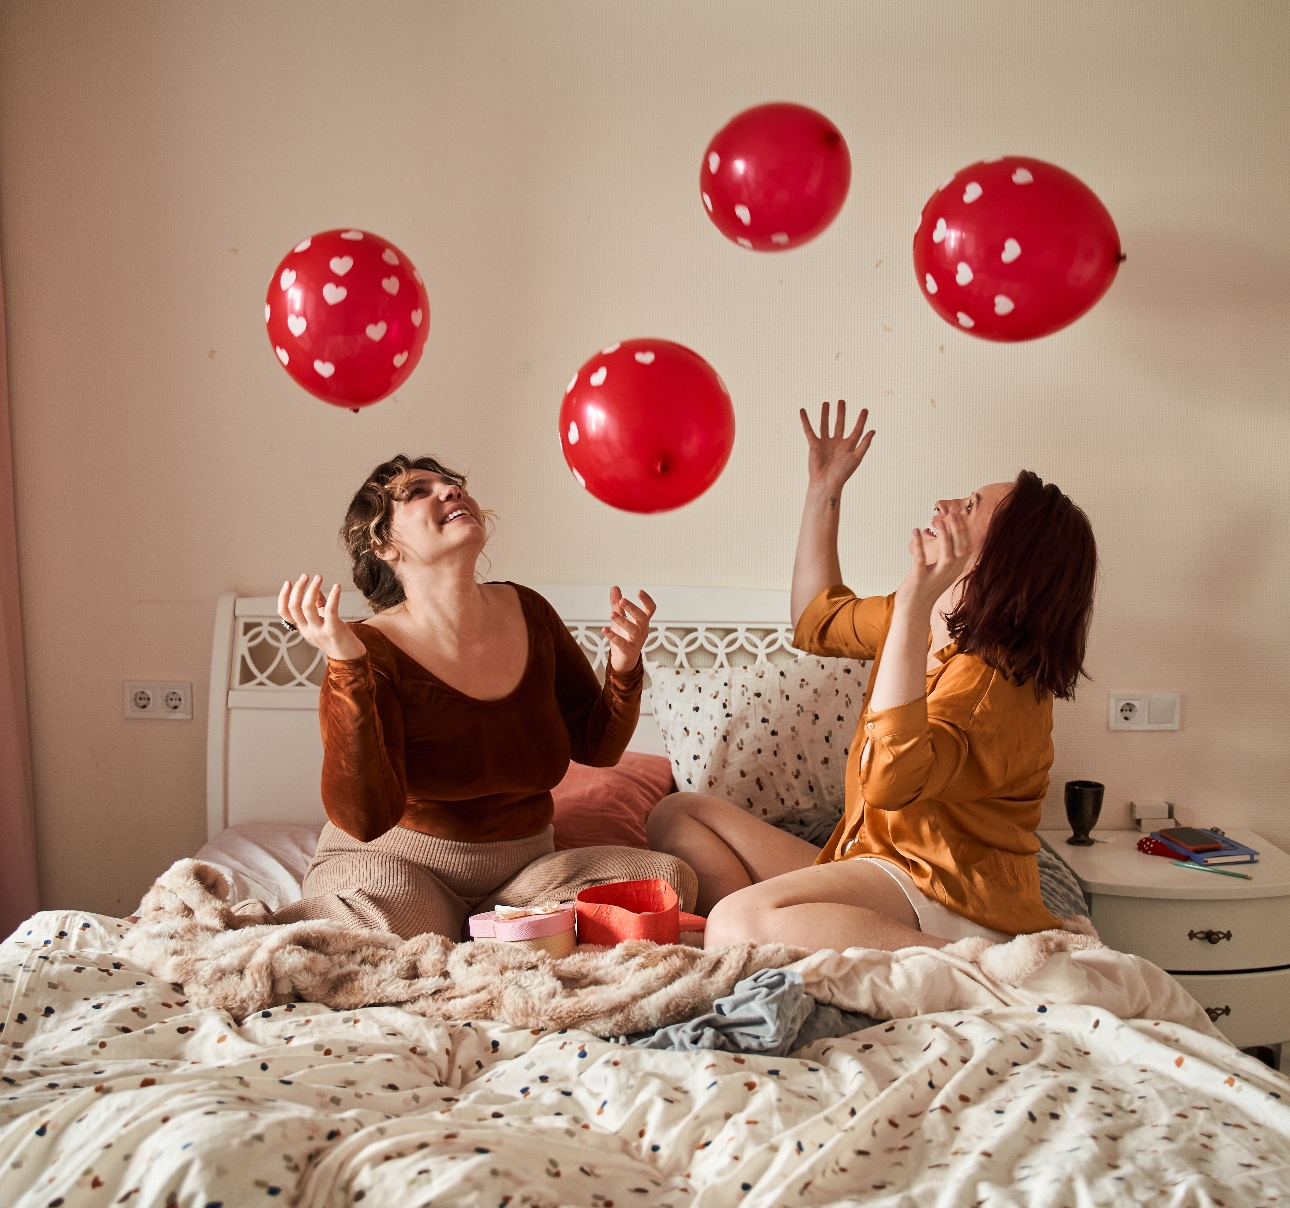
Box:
[270,455,695,941]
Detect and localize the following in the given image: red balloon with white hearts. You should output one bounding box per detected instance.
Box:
[559,339,736,514]
[912,156,1122,341]
[265,229,430,409]
[701,102,851,252]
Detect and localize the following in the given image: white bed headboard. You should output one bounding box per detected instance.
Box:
[206,585,800,840]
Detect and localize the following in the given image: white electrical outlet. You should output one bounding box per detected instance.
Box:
[1109,692,1180,731]
[124,681,193,720]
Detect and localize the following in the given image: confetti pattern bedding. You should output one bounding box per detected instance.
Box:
[4,912,1290,1207]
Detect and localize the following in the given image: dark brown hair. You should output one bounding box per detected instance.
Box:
[945,470,1097,700]
[340,454,469,612]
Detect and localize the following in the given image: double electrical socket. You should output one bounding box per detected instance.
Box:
[123,681,193,720]
[1108,692,1181,731]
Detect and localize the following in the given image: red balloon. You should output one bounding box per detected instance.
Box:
[701,102,851,252]
[559,339,735,514]
[265,229,430,409]
[912,156,1121,342]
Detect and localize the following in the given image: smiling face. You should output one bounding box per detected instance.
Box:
[917,481,1014,564]
[375,470,488,571]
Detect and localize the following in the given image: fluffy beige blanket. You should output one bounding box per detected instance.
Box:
[119,860,804,1036]
[120,858,1223,1042]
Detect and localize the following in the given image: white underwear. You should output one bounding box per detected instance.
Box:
[861,857,1012,944]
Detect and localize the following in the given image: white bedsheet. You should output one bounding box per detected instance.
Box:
[5,910,1290,1206]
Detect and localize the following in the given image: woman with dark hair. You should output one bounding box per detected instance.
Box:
[269,455,696,941]
[648,403,1098,952]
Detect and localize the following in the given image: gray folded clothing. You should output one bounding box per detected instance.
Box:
[791,1001,884,1050]
[627,966,880,1056]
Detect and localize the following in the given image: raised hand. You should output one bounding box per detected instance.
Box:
[799,400,875,493]
[896,512,975,614]
[867,512,977,714]
[278,574,366,662]
[603,586,656,673]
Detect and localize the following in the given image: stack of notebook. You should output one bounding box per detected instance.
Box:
[1137,829,1260,866]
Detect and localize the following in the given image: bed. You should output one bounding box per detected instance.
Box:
[3,586,1289,1207]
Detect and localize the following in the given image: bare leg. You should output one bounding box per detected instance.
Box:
[646,793,821,916]
[705,859,948,953]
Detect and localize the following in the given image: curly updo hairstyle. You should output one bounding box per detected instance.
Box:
[340,454,472,613]
[944,470,1097,701]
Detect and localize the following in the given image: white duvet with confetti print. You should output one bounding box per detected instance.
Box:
[3,911,1290,1207]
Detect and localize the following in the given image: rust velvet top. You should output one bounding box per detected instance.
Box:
[794,585,1060,936]
[319,583,643,844]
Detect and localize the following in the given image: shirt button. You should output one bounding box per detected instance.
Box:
[866,722,874,729]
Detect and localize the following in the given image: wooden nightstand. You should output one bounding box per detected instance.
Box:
[1037,829,1290,1055]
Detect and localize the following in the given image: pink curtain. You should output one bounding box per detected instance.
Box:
[0,263,39,936]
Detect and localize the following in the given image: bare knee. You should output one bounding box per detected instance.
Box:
[705,886,771,947]
[646,792,697,851]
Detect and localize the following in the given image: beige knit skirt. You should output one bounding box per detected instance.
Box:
[272,822,698,942]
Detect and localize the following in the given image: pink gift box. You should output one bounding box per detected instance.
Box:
[468,903,575,942]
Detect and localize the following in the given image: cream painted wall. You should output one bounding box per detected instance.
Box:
[1,1,1287,914]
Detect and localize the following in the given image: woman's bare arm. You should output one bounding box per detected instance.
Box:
[790,401,875,626]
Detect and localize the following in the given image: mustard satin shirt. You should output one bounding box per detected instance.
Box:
[794,585,1060,936]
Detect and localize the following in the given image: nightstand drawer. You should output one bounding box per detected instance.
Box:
[1090,893,1290,972]
[1171,968,1290,1048]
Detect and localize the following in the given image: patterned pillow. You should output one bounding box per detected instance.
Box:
[650,657,869,823]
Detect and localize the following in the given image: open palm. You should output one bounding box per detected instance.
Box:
[603,586,656,673]
[799,400,875,493]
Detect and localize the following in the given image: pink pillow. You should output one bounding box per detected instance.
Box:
[551,753,676,851]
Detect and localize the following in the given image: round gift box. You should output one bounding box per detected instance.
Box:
[469,904,576,958]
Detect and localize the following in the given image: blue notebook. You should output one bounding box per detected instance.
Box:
[1150,829,1259,866]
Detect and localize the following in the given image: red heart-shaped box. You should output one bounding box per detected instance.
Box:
[574,879,706,947]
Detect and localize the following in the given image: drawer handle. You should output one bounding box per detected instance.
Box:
[1205,1006,1232,1022]
[1188,929,1233,945]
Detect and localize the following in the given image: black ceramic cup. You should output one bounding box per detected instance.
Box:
[1065,780,1105,846]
